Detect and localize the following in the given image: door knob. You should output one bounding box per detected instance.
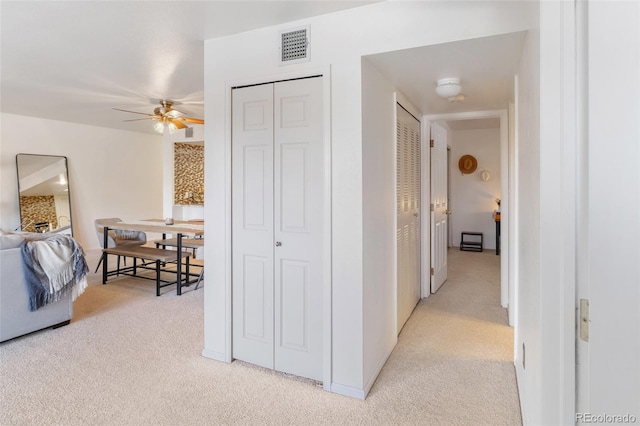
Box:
[445,210,452,215]
[275,241,282,247]
[413,213,419,217]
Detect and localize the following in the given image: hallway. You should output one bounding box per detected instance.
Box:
[371,248,521,424]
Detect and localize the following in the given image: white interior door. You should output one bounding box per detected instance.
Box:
[396,104,421,334]
[232,83,275,370]
[273,78,324,381]
[232,77,324,381]
[430,122,448,293]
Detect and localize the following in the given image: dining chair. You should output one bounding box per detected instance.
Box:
[94,217,147,273]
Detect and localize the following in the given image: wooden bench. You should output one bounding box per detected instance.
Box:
[155,237,204,254]
[102,246,193,296]
[155,238,205,288]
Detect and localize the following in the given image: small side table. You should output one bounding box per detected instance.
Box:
[494,212,501,256]
[460,232,483,252]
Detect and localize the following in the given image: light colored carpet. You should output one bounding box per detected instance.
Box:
[0,248,521,425]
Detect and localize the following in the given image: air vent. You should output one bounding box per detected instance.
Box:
[280,26,310,65]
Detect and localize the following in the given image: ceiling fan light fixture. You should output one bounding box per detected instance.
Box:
[435,78,462,98]
[154,119,179,135]
[154,121,165,134]
[116,99,203,134]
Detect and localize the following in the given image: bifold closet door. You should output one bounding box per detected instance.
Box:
[396,104,421,334]
[232,83,275,370]
[273,78,324,380]
[232,77,324,381]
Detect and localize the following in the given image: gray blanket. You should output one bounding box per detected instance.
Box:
[21,233,89,311]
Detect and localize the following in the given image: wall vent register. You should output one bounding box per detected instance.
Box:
[280,26,310,64]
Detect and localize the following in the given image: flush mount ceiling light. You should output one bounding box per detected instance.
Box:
[435,78,462,99]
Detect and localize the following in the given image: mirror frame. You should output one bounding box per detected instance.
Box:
[16,153,73,236]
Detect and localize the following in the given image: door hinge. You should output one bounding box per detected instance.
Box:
[430,139,434,148]
[579,299,589,342]
[430,203,434,212]
[430,267,434,275]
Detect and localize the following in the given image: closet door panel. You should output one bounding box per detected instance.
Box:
[232,84,275,369]
[280,144,308,232]
[274,77,324,381]
[280,259,309,350]
[242,255,270,342]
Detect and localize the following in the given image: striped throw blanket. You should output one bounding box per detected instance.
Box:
[21,233,89,311]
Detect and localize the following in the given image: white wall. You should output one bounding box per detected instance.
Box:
[202,0,534,397]
[537,2,578,423]
[515,1,584,424]
[361,58,397,393]
[450,128,501,249]
[0,113,163,250]
[514,14,542,426]
[508,101,517,327]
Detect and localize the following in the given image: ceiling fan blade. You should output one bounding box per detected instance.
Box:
[170,118,188,129]
[123,118,155,122]
[113,108,155,117]
[181,117,204,125]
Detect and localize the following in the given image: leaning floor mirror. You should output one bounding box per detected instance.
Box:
[16,154,73,235]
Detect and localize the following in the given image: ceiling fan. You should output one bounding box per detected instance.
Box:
[114,100,204,134]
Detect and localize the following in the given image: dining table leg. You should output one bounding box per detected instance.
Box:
[495,220,501,256]
[176,233,183,295]
[102,226,109,284]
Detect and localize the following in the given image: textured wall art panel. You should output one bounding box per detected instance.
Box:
[20,196,57,232]
[174,143,204,205]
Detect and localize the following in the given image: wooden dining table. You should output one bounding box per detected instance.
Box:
[102,219,204,295]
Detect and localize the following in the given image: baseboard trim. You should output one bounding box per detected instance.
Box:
[201,348,227,362]
[515,360,528,425]
[331,340,396,400]
[364,339,396,397]
[330,383,366,400]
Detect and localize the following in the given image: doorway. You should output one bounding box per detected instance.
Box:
[425,111,510,312]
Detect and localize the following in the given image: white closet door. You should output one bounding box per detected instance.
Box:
[274,77,324,381]
[232,84,275,370]
[397,104,421,334]
[232,77,324,381]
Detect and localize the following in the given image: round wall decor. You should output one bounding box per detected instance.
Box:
[458,155,478,174]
